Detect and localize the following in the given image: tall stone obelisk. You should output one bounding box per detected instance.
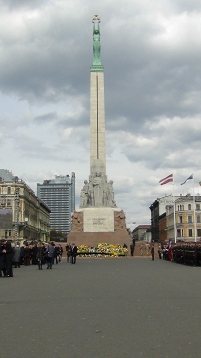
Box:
[68,15,129,246]
[90,15,106,174]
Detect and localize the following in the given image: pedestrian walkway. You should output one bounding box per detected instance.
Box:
[1,257,200,358]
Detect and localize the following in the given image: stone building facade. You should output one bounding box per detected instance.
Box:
[0,169,50,244]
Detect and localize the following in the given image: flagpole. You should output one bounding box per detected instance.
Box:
[193,174,196,242]
[173,177,177,244]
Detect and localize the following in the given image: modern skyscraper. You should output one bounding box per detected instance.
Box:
[37,173,75,235]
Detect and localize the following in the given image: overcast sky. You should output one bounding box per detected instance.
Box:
[1,0,201,229]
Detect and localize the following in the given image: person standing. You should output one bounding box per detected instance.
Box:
[24,244,31,266]
[140,243,143,256]
[13,245,21,268]
[151,244,155,261]
[58,244,63,262]
[20,245,24,265]
[158,245,162,259]
[46,242,55,269]
[37,242,45,270]
[130,243,134,256]
[66,243,72,263]
[145,242,150,256]
[0,239,7,277]
[71,243,77,264]
[32,243,38,265]
[54,245,59,264]
[5,241,14,277]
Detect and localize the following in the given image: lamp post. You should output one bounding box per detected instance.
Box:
[14,187,20,245]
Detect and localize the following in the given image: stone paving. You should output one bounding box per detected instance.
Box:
[0,257,201,358]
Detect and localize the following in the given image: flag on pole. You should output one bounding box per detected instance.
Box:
[180,174,193,185]
[159,173,173,185]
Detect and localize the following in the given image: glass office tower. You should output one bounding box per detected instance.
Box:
[37,173,75,235]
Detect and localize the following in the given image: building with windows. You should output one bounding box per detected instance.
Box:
[132,225,151,241]
[37,173,75,236]
[150,194,201,243]
[150,195,178,242]
[0,169,51,244]
[166,195,201,242]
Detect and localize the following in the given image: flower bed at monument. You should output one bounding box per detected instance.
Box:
[77,243,128,257]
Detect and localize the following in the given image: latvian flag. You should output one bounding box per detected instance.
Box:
[159,173,173,186]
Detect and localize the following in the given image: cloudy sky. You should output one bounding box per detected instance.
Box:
[1,0,201,229]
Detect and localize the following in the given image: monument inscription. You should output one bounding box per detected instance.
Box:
[84,208,114,232]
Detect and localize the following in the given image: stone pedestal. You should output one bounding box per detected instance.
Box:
[68,208,130,247]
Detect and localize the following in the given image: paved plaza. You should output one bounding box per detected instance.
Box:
[1,257,201,358]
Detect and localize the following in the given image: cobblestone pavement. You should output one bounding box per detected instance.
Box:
[0,257,200,358]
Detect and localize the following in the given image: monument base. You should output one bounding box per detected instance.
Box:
[68,207,130,247]
[68,231,130,247]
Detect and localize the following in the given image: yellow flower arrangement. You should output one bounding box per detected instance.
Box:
[77,243,128,257]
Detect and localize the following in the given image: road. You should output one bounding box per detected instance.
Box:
[0,257,200,358]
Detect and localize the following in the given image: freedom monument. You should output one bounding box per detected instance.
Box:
[68,15,129,246]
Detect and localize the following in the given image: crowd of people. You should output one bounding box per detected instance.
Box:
[171,242,201,266]
[0,240,78,277]
[156,242,201,266]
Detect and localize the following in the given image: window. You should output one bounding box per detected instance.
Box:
[7,187,11,194]
[177,229,183,237]
[197,215,201,223]
[179,205,184,211]
[196,204,200,210]
[188,204,191,210]
[188,229,193,237]
[188,216,192,223]
[197,229,201,237]
[179,216,183,223]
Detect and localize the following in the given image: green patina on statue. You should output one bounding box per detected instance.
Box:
[91,15,104,72]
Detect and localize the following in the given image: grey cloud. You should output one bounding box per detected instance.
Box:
[1,0,201,226]
[175,0,201,12]
[1,2,201,133]
[34,112,58,122]
[58,109,89,129]
[1,0,48,10]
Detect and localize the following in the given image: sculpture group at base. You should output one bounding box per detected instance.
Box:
[80,159,116,208]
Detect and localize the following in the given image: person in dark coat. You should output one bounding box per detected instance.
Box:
[46,242,55,269]
[13,245,21,268]
[53,245,59,264]
[151,244,155,261]
[58,244,63,262]
[5,241,14,277]
[66,243,72,263]
[71,243,77,264]
[36,242,45,270]
[0,239,7,277]
[32,244,38,265]
[20,246,24,265]
[24,245,31,266]
[130,243,134,256]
